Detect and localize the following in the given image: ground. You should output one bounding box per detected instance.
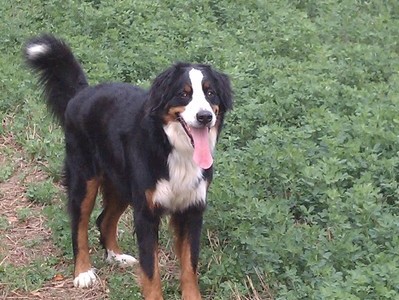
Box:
[0,132,109,299]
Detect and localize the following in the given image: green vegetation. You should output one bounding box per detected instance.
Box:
[1,0,399,299]
[26,179,59,205]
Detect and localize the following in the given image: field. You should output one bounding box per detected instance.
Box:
[1,0,399,299]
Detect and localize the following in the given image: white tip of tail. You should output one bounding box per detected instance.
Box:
[26,43,49,60]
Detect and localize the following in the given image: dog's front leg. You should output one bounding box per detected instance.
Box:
[135,209,163,300]
[171,207,204,300]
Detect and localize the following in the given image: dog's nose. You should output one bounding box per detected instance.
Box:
[196,110,213,125]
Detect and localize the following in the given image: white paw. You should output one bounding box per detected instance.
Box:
[73,269,97,288]
[106,249,138,267]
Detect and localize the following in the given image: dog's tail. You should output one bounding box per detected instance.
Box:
[25,34,88,126]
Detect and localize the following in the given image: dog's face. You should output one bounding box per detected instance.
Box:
[148,63,232,169]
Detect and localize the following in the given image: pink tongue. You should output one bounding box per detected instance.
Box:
[190,127,213,169]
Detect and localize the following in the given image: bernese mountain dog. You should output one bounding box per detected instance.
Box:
[25,34,232,299]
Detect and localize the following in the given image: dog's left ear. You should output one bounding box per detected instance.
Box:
[214,70,233,112]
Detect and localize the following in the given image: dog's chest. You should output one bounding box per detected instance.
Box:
[153,149,207,212]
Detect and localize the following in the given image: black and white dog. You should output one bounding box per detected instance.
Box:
[25,34,232,299]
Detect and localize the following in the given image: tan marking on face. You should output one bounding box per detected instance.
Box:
[163,106,186,124]
[184,84,192,94]
[74,178,99,277]
[211,104,219,116]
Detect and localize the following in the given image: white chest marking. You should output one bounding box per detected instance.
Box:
[153,139,207,212]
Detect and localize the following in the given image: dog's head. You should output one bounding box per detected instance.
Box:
[147,63,233,169]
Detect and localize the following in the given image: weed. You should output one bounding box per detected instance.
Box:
[0,216,9,231]
[0,259,57,292]
[16,207,33,223]
[0,163,14,183]
[26,179,59,205]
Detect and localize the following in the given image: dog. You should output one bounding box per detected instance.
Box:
[25,34,232,299]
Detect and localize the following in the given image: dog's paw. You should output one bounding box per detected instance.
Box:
[106,250,138,267]
[73,269,97,288]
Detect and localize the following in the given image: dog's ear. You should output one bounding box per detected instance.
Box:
[147,66,177,114]
[213,70,233,112]
[147,63,191,115]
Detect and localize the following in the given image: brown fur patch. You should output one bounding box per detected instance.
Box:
[145,189,157,212]
[178,236,202,300]
[99,183,128,253]
[140,247,163,300]
[183,84,192,94]
[74,178,99,277]
[170,218,201,300]
[211,104,219,116]
[163,106,186,124]
[203,81,210,90]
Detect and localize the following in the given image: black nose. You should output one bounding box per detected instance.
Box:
[196,110,213,125]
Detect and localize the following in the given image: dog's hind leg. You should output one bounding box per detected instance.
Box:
[69,176,100,288]
[171,207,204,300]
[96,179,137,266]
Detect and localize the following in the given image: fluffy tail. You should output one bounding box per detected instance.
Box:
[25,34,89,126]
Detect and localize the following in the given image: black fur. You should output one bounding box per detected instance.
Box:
[25,35,88,126]
[25,34,232,292]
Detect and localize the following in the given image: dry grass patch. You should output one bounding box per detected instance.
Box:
[0,133,109,299]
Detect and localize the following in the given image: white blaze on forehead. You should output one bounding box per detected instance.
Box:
[189,68,205,99]
[181,68,216,127]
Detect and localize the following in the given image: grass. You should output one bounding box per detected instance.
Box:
[1,0,399,299]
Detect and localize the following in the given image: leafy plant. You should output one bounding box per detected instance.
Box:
[26,179,59,205]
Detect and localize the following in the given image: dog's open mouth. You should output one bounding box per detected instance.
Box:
[176,114,213,169]
[177,115,194,147]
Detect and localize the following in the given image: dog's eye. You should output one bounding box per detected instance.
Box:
[206,90,215,97]
[180,91,189,98]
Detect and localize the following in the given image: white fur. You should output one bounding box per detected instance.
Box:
[154,68,220,212]
[73,268,97,288]
[26,44,49,59]
[209,126,218,152]
[155,122,207,211]
[164,121,194,153]
[106,250,137,266]
[181,68,216,127]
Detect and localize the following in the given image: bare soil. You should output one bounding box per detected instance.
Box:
[0,133,108,299]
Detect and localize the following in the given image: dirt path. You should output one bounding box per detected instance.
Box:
[0,133,108,299]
